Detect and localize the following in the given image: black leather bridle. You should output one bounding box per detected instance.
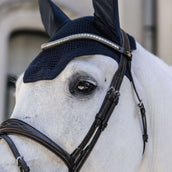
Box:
[0,30,148,172]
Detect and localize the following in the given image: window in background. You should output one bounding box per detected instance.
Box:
[6,30,49,119]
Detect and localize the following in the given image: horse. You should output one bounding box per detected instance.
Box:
[0,0,172,171]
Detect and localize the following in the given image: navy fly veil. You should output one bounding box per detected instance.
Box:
[24,0,136,83]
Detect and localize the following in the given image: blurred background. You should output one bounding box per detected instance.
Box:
[0,0,171,122]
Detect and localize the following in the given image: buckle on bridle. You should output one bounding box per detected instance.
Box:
[119,47,132,60]
[138,101,146,116]
[107,87,120,102]
[95,88,120,128]
[126,51,132,58]
[17,156,30,172]
[108,87,120,94]
[17,156,24,167]
[138,100,148,153]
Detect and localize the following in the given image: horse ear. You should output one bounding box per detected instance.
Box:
[38,0,70,37]
[93,0,121,37]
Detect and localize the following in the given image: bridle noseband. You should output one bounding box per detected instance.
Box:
[0,30,148,172]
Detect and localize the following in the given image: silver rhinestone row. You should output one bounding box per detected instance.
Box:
[41,33,121,51]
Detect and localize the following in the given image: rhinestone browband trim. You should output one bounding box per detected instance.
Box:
[41,33,132,59]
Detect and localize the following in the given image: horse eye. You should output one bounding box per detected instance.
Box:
[69,77,97,95]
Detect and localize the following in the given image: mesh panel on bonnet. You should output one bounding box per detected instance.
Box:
[23,17,136,83]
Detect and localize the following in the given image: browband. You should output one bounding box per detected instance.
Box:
[41,33,132,59]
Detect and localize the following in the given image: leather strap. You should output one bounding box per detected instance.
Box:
[0,119,73,170]
[0,134,30,172]
[70,30,130,172]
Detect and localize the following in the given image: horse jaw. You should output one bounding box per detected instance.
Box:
[6,54,143,171]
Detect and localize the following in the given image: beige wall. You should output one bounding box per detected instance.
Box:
[119,0,144,44]
[157,0,172,65]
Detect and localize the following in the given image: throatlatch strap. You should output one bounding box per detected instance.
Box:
[127,65,148,153]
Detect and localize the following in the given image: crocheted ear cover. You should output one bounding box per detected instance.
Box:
[23,0,136,83]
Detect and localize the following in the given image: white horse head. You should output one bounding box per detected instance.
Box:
[1,0,172,172]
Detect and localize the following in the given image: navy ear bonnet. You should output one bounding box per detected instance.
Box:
[23,1,136,83]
